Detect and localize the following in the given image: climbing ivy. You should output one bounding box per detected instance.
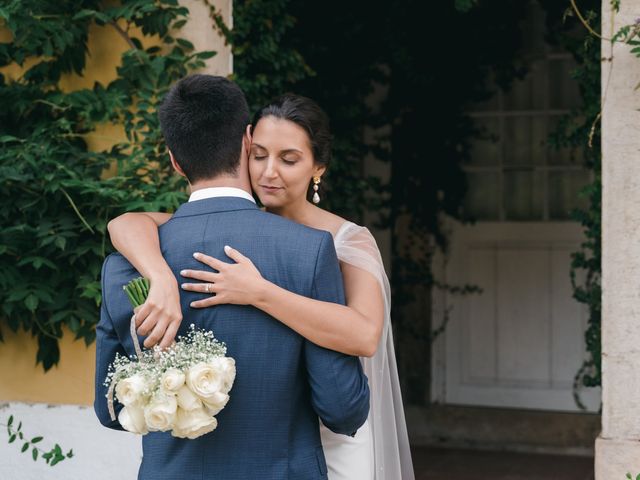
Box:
[0,0,214,370]
[537,0,602,408]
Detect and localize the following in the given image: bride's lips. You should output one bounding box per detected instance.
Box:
[260,185,283,193]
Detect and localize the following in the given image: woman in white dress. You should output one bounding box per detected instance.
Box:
[108,93,415,480]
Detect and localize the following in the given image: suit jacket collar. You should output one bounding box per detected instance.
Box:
[172,196,259,219]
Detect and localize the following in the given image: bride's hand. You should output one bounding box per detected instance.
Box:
[181,246,267,308]
[135,270,183,349]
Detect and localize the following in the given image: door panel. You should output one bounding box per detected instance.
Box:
[433,222,600,412]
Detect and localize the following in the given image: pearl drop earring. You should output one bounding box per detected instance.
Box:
[312,176,321,204]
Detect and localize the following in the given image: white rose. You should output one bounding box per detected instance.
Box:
[144,394,178,432]
[119,406,148,435]
[161,368,185,393]
[202,391,230,416]
[115,374,149,407]
[210,357,236,394]
[186,362,224,399]
[171,407,218,440]
[177,385,203,411]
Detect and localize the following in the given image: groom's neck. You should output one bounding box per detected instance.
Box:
[189,175,252,196]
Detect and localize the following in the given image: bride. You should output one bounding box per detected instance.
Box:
[108,93,415,480]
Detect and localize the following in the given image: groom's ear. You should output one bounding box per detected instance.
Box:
[243,124,252,157]
[168,150,187,178]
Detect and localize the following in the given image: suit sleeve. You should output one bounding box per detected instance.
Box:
[93,256,126,431]
[304,232,371,436]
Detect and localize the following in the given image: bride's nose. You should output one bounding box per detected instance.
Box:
[263,157,278,179]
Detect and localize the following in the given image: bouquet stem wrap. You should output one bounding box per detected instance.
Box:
[107,313,143,422]
[107,278,149,422]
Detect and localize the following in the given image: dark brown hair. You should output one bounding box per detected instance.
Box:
[252,93,332,167]
[159,75,250,182]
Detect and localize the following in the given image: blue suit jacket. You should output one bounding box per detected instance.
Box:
[94,197,370,480]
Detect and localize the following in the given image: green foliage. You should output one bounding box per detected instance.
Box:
[210,0,311,113]
[538,0,602,407]
[278,0,386,219]
[368,1,527,375]
[612,21,640,93]
[0,0,214,369]
[3,415,73,466]
[454,0,478,13]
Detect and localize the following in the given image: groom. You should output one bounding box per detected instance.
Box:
[94,74,370,479]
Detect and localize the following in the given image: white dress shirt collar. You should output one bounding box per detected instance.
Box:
[188,187,256,204]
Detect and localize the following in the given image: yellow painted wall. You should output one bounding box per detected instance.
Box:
[0,329,96,405]
[0,1,231,406]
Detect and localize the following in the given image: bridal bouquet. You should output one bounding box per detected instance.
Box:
[104,278,236,439]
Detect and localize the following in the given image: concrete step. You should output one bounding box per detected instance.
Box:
[411,447,594,480]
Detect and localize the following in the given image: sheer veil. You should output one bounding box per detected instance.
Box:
[334,222,415,480]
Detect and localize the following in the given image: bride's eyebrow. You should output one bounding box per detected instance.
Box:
[251,143,267,151]
[280,148,303,155]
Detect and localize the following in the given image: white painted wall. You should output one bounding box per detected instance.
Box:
[0,403,141,480]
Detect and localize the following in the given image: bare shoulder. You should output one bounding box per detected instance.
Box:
[308,206,350,239]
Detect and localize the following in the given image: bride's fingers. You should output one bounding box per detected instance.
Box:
[181,282,219,293]
[224,245,249,263]
[137,311,159,336]
[144,319,168,348]
[134,304,150,327]
[158,322,180,350]
[190,294,224,308]
[180,268,219,282]
[193,252,228,270]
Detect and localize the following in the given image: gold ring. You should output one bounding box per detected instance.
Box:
[205,284,211,294]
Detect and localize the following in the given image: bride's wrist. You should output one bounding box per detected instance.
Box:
[252,278,274,308]
[147,266,177,285]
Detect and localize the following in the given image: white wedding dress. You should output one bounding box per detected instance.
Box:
[319,221,415,480]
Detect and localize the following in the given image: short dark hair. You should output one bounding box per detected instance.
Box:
[159,74,250,182]
[252,93,332,167]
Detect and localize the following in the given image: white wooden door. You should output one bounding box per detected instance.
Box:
[431,222,600,412]
[430,1,600,412]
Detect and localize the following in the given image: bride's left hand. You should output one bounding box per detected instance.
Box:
[180,245,267,308]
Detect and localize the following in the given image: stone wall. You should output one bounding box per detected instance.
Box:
[596,0,640,477]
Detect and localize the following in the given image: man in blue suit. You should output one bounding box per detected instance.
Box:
[94,74,370,479]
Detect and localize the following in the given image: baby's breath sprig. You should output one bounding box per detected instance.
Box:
[123,277,150,308]
[105,325,228,399]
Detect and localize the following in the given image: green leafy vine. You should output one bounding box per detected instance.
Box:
[3,415,73,466]
[0,0,215,370]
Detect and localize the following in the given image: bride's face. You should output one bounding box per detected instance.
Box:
[249,116,325,209]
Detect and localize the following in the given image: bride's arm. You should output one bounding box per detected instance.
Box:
[181,247,384,357]
[108,212,172,277]
[107,212,182,349]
